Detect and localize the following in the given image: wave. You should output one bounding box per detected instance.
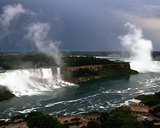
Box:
[45,93,100,108]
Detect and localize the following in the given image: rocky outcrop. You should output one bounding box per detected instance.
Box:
[65,63,130,71]
[0,86,15,101]
[62,63,138,83]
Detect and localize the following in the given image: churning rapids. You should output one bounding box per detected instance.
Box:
[1,60,160,119]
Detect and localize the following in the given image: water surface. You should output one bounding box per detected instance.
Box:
[1,72,160,119]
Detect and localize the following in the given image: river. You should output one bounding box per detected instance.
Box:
[0,70,160,119]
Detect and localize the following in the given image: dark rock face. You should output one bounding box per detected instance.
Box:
[62,63,138,83]
[0,86,15,101]
[63,63,131,71]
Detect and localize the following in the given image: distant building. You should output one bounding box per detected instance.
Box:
[130,104,149,116]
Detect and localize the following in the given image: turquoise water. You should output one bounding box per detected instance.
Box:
[1,72,160,119]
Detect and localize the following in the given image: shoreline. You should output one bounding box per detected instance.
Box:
[120,98,141,106]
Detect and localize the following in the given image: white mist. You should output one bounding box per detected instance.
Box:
[119,23,160,72]
[57,67,61,80]
[0,68,74,96]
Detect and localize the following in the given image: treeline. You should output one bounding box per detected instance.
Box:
[0,54,128,70]
[135,91,160,107]
[62,51,123,57]
[1,51,160,70]
[152,51,160,58]
[0,53,56,70]
[63,51,160,58]
[64,56,126,67]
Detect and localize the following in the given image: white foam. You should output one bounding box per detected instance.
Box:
[0,68,75,96]
[120,98,141,106]
[45,93,99,108]
[16,108,38,114]
[119,23,160,73]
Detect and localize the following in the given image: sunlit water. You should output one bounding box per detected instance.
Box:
[1,72,160,119]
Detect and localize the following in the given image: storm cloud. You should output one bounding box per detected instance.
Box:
[0,0,160,51]
[0,3,35,39]
[25,22,62,66]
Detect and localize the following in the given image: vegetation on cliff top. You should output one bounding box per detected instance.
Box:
[0,53,128,70]
[0,53,56,70]
[63,56,123,67]
[62,56,138,83]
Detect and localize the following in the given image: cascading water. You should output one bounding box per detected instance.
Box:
[0,68,74,96]
[119,23,160,73]
[57,67,61,80]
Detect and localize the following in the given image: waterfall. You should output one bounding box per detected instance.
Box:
[0,68,74,96]
[153,61,160,66]
[119,23,160,72]
[57,67,61,80]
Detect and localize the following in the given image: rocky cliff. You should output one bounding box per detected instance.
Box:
[0,86,15,101]
[62,63,138,83]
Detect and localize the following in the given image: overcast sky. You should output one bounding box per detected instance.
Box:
[0,0,160,52]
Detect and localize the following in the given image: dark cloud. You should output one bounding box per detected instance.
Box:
[0,0,160,52]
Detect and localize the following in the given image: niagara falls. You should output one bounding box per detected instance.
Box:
[119,23,160,73]
[1,0,160,128]
[0,68,74,96]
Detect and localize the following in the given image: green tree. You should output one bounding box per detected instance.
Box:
[2,62,11,69]
[100,112,109,122]
[26,111,66,128]
[87,121,101,128]
[102,106,143,128]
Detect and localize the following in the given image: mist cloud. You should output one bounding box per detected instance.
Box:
[0,4,35,39]
[118,23,154,72]
[118,23,153,59]
[25,22,62,66]
[0,0,160,51]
